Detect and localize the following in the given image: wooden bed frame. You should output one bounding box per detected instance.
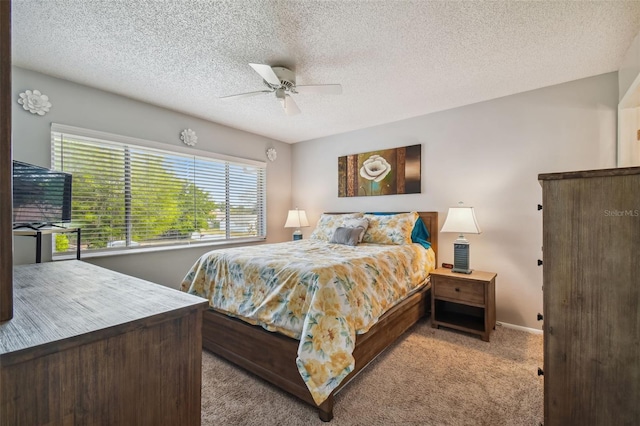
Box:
[201,211,438,421]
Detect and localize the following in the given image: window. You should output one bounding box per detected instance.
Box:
[51,124,266,256]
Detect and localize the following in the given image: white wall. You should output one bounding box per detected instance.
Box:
[618,30,640,167]
[12,66,292,288]
[619,31,640,103]
[292,72,618,330]
[618,106,640,167]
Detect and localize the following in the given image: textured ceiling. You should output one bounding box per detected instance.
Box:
[11,1,640,143]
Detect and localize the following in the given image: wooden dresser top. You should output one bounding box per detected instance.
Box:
[1,261,208,363]
[538,166,640,181]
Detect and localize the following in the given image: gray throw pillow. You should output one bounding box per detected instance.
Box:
[330,227,361,246]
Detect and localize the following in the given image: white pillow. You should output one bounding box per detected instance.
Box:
[343,217,369,243]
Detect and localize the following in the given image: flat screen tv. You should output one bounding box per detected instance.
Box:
[12,161,72,229]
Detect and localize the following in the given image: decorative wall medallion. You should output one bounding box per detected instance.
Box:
[266,147,277,162]
[17,89,52,116]
[180,128,198,146]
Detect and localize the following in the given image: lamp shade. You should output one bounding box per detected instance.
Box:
[440,207,481,234]
[284,209,309,228]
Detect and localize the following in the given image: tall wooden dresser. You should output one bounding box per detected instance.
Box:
[539,167,640,425]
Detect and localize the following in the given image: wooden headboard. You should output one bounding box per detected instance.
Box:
[325,211,439,263]
[417,211,438,261]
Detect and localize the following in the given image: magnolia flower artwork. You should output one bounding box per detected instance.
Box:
[360,154,391,182]
[338,144,421,197]
[17,90,52,116]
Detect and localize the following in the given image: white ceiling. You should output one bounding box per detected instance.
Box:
[11,1,640,144]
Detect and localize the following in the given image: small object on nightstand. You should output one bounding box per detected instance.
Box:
[430,268,496,342]
[442,263,453,269]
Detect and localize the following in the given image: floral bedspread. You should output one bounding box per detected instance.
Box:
[180,239,435,405]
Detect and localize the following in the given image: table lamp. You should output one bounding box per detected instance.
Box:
[440,203,481,274]
[284,208,309,240]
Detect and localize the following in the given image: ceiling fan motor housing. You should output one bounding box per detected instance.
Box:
[263,66,296,91]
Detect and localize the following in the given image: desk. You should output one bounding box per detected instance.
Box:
[13,227,81,263]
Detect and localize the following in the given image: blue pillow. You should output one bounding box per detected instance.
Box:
[365,212,431,249]
[411,217,431,249]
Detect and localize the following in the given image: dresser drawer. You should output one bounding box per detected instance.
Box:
[434,277,485,305]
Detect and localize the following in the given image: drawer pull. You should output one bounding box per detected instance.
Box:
[537,367,544,376]
[537,313,543,321]
[455,287,460,292]
[537,259,543,266]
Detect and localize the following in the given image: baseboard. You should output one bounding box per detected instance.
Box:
[497,321,543,335]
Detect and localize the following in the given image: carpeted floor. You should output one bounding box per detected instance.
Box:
[201,319,543,425]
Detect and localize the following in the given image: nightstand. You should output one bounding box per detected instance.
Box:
[430,268,496,342]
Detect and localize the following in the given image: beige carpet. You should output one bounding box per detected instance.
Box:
[201,319,543,425]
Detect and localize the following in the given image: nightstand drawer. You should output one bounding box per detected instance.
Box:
[434,277,485,305]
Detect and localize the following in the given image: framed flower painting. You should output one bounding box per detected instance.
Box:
[338,144,421,197]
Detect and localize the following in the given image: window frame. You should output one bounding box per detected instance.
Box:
[50,123,267,258]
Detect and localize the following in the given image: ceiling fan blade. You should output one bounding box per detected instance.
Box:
[295,84,342,95]
[249,63,281,87]
[219,90,272,100]
[284,95,301,116]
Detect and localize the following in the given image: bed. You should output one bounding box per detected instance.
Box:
[181,211,438,421]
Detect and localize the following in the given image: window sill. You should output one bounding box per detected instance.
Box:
[53,236,267,260]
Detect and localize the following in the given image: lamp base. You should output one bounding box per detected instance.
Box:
[452,241,471,274]
[292,229,303,241]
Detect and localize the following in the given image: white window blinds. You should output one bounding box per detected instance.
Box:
[51,124,266,254]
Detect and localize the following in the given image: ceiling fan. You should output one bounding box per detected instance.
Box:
[220,63,342,116]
